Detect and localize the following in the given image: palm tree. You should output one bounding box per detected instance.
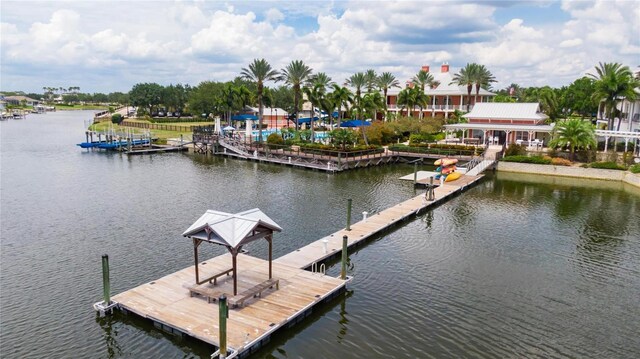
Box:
[549,119,596,161]
[364,69,378,92]
[397,87,415,117]
[412,86,430,119]
[473,65,496,106]
[302,84,326,142]
[308,72,334,127]
[589,62,639,130]
[240,59,280,142]
[377,72,400,120]
[346,72,368,144]
[281,60,312,130]
[362,92,385,121]
[450,63,478,112]
[330,84,353,128]
[412,70,436,92]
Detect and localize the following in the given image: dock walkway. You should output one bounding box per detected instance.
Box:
[276,173,483,269]
[108,172,484,358]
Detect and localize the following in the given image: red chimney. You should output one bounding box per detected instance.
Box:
[441,62,449,73]
[421,65,430,73]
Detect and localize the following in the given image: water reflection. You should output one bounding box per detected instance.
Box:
[95,313,122,359]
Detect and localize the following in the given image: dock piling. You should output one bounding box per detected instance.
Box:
[219,295,228,359]
[341,235,348,280]
[428,177,435,201]
[362,211,368,222]
[413,162,418,185]
[346,198,352,231]
[102,254,111,305]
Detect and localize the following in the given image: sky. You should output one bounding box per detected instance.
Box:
[1,0,639,94]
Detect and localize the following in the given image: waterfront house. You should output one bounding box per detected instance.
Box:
[4,95,40,107]
[386,63,496,119]
[443,102,553,146]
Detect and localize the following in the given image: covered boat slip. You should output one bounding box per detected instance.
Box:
[112,253,346,351]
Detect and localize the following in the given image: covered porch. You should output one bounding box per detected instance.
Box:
[443,123,555,149]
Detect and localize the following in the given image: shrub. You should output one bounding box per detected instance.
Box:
[266,133,284,149]
[589,161,626,170]
[501,155,552,164]
[551,157,572,166]
[505,144,527,157]
[111,113,123,124]
[629,164,640,174]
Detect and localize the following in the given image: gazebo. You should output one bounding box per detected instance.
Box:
[182,208,282,296]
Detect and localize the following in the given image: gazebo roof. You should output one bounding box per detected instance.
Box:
[183,208,282,249]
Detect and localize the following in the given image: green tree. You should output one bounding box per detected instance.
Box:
[565,77,597,118]
[364,69,378,92]
[346,72,368,144]
[549,119,596,161]
[281,60,312,129]
[473,65,496,105]
[330,84,353,128]
[412,70,436,92]
[129,83,164,115]
[303,83,327,142]
[450,63,478,111]
[377,72,400,119]
[188,81,224,120]
[329,128,357,150]
[362,91,385,121]
[240,58,281,142]
[589,62,639,130]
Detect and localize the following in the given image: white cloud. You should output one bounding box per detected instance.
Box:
[265,8,284,23]
[0,1,638,93]
[559,38,582,48]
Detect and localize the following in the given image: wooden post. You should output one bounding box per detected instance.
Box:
[346,198,352,231]
[341,235,348,280]
[218,295,228,359]
[267,235,273,279]
[428,177,435,201]
[232,250,238,296]
[193,239,201,284]
[101,254,111,305]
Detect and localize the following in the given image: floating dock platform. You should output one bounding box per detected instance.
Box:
[108,173,484,357]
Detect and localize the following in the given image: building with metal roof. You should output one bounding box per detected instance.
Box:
[444,102,553,147]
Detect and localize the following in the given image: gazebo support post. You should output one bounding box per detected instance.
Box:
[231,248,238,296]
[193,238,203,284]
[266,234,273,279]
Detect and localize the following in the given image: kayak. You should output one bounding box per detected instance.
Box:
[445,172,462,182]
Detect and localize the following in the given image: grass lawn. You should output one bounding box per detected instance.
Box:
[89,120,210,142]
[55,104,109,110]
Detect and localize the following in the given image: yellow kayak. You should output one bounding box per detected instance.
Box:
[434,158,459,166]
[445,172,462,182]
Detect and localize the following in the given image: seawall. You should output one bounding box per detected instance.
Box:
[496,162,640,188]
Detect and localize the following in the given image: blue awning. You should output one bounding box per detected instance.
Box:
[340,120,371,127]
[231,114,258,121]
[296,116,319,124]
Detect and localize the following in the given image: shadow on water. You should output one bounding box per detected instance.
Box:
[254,290,355,359]
[95,310,213,358]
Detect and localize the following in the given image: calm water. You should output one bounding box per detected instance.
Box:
[1,111,639,359]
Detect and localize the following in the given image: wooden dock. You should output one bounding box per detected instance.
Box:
[126,145,189,155]
[108,172,484,357]
[112,253,346,354]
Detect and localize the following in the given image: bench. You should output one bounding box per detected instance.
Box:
[229,278,280,308]
[201,267,233,285]
[187,284,228,303]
